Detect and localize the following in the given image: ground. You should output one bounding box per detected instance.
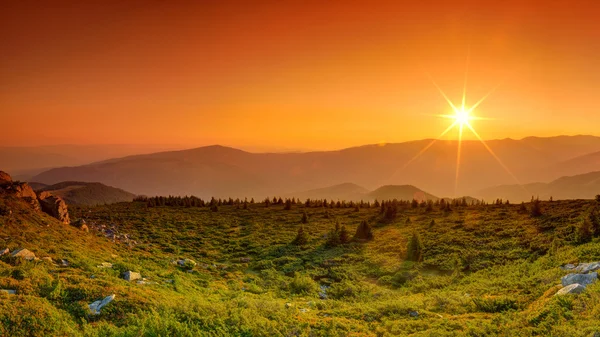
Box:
[1,196,600,336]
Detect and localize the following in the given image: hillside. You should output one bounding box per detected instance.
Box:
[368,185,438,202]
[479,171,600,202]
[30,136,600,199]
[288,182,369,201]
[35,181,136,206]
[2,192,600,335]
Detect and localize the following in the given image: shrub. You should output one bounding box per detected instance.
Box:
[530,199,542,217]
[576,217,593,244]
[339,225,350,244]
[289,274,318,295]
[472,296,519,313]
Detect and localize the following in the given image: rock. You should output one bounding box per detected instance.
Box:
[41,257,53,263]
[73,219,89,232]
[0,171,12,184]
[299,308,310,313]
[0,289,16,295]
[285,303,293,308]
[11,248,36,260]
[319,285,329,299]
[38,191,70,224]
[97,262,113,268]
[240,257,251,263]
[409,311,419,318]
[60,259,69,267]
[0,248,9,256]
[89,294,115,315]
[578,262,600,274]
[176,258,197,269]
[1,182,40,210]
[123,270,142,282]
[561,272,598,287]
[560,264,576,271]
[556,283,587,295]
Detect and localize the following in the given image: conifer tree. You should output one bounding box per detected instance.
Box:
[354,220,374,241]
[293,226,309,245]
[406,232,423,262]
[301,212,308,224]
[339,225,350,244]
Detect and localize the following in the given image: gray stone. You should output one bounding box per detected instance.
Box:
[11,248,36,260]
[561,263,576,271]
[89,294,115,314]
[0,289,16,295]
[556,283,587,295]
[0,248,9,256]
[561,272,598,287]
[409,311,419,318]
[578,262,600,274]
[123,270,142,282]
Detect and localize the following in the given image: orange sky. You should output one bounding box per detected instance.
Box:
[1,1,599,151]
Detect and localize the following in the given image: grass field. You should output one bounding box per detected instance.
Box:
[1,195,600,336]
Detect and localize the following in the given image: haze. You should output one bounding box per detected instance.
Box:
[2,1,599,151]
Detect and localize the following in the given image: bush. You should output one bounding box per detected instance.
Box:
[289,274,318,295]
[472,296,519,313]
[530,199,542,217]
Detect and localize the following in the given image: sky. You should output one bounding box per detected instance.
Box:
[1,0,599,151]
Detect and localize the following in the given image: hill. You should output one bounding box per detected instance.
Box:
[478,171,600,202]
[2,191,600,335]
[368,185,438,202]
[36,181,136,206]
[288,182,369,201]
[31,136,600,198]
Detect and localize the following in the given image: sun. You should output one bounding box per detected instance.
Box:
[455,107,471,126]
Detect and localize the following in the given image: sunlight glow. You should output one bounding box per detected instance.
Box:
[398,65,521,197]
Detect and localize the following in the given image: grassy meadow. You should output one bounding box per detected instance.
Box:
[1,195,600,336]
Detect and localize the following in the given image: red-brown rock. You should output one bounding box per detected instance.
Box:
[38,191,70,224]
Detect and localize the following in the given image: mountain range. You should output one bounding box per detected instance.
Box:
[22,135,600,200]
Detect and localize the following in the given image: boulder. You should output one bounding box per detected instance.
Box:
[89,294,115,315]
[123,270,142,282]
[11,248,36,260]
[556,283,586,295]
[38,191,70,224]
[577,262,600,274]
[175,258,197,269]
[0,248,9,256]
[0,171,12,184]
[1,182,40,210]
[561,272,598,287]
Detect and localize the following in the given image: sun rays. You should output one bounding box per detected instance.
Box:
[397,65,521,197]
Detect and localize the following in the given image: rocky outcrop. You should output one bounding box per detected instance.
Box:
[0,171,12,184]
[38,191,70,224]
[89,294,115,315]
[0,170,71,223]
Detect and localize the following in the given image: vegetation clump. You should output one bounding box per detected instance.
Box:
[353,220,373,241]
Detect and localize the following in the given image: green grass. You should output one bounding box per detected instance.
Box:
[1,195,600,336]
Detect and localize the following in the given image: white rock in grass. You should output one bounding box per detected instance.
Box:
[11,248,36,260]
[561,272,598,287]
[555,283,586,296]
[89,294,115,314]
[123,270,142,282]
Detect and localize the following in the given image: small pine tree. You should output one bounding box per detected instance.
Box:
[293,226,309,245]
[339,225,350,244]
[325,225,341,247]
[301,212,308,224]
[284,199,292,210]
[354,220,373,241]
[530,199,542,217]
[210,204,218,212]
[576,218,593,244]
[519,202,527,214]
[406,232,423,262]
[596,195,600,203]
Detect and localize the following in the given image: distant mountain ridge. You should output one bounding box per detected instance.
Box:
[30,135,600,199]
[478,171,600,202]
[34,181,136,206]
